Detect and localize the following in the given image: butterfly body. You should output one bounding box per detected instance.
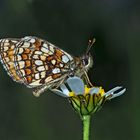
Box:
[0,36,93,96]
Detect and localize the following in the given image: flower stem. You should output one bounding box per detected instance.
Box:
[82,115,91,140]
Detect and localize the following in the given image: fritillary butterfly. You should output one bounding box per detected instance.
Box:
[0,36,95,97]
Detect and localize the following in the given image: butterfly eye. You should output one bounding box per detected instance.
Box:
[82,57,89,66]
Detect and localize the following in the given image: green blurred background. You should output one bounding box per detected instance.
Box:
[0,0,139,140]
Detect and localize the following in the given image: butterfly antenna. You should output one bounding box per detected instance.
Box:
[86,38,96,55]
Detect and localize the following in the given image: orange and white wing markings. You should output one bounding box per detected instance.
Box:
[0,38,21,82]
[0,36,74,88]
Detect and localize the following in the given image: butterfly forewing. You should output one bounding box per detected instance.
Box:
[0,36,74,88]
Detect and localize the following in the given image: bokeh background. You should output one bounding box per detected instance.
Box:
[0,0,139,140]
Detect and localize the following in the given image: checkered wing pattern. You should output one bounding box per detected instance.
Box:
[0,36,73,88]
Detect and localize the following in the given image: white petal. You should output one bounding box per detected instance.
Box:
[104,86,126,99]
[60,84,70,96]
[51,84,69,97]
[89,87,100,95]
[66,76,85,95]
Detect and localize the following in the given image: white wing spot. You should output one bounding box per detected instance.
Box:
[35,73,40,80]
[49,45,54,53]
[37,66,45,71]
[5,39,9,43]
[59,63,64,67]
[4,42,10,46]
[41,47,49,53]
[11,45,15,49]
[33,55,39,59]
[48,51,53,55]
[18,48,24,54]
[40,71,46,78]
[3,52,7,57]
[45,65,48,70]
[17,55,22,61]
[30,38,36,43]
[62,55,69,63]
[23,42,30,48]
[45,76,53,83]
[12,40,18,43]
[18,61,25,69]
[35,60,43,66]
[20,69,25,76]
[29,80,42,86]
[51,59,56,65]
[35,51,43,55]
[40,55,46,61]
[52,68,60,74]
[3,46,9,51]
[5,57,10,62]
[43,43,48,48]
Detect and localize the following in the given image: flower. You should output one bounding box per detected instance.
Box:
[52,76,126,118]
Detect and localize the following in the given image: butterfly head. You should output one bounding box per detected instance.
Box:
[81,38,95,71]
[81,53,93,71]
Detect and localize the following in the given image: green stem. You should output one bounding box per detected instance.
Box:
[82,115,91,140]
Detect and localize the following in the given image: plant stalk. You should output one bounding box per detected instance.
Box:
[82,115,91,140]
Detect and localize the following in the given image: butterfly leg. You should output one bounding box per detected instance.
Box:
[32,84,51,97]
[32,75,67,97]
[50,76,68,93]
[83,71,93,87]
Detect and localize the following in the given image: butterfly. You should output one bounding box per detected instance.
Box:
[0,36,95,97]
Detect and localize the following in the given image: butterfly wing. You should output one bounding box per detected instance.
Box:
[0,36,74,88]
[0,38,22,82]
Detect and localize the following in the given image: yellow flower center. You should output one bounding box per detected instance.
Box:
[99,87,105,96]
[69,92,75,97]
[85,85,90,95]
[68,85,105,97]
